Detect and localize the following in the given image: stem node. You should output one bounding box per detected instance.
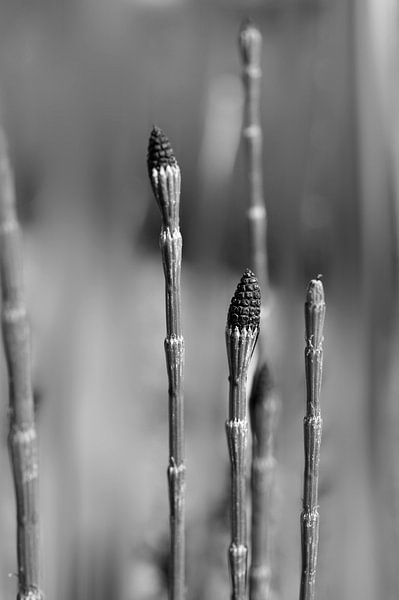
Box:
[148,127,185,600]
[0,130,43,600]
[299,278,326,600]
[226,271,260,600]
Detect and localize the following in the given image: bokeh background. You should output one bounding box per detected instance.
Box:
[0,0,397,598]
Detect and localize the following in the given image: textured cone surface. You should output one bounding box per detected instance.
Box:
[228,269,261,329]
[147,126,177,176]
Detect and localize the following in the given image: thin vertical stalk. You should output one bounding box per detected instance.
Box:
[147,126,185,600]
[248,362,278,600]
[299,277,325,600]
[226,269,260,600]
[239,19,269,325]
[239,20,278,600]
[0,131,43,600]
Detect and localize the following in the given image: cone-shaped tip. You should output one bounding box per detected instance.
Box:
[306,276,325,307]
[147,126,177,177]
[228,268,261,330]
[238,18,262,66]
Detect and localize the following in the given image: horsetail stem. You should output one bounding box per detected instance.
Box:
[226,269,260,600]
[249,362,279,600]
[0,131,43,600]
[300,277,325,600]
[239,19,269,324]
[147,126,186,600]
[239,20,278,600]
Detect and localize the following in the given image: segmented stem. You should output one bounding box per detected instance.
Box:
[0,131,43,600]
[249,363,278,600]
[300,277,325,600]
[226,271,260,600]
[239,21,278,600]
[239,19,269,326]
[148,127,185,600]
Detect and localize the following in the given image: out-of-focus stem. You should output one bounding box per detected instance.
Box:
[239,21,279,600]
[299,277,325,600]
[239,19,269,330]
[249,362,279,600]
[226,269,260,600]
[148,127,185,600]
[0,131,43,600]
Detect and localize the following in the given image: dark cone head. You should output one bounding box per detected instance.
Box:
[147,126,177,177]
[228,268,261,330]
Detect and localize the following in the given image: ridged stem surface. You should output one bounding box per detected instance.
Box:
[299,278,325,600]
[161,225,185,600]
[148,128,185,600]
[0,132,43,600]
[226,327,258,600]
[226,271,260,600]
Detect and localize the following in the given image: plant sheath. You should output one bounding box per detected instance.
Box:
[300,277,325,600]
[226,269,260,600]
[0,131,43,600]
[148,126,185,600]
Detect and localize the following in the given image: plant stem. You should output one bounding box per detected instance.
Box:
[239,19,269,330]
[300,277,325,600]
[226,269,260,600]
[239,21,278,600]
[0,131,43,600]
[148,127,185,600]
[249,362,278,600]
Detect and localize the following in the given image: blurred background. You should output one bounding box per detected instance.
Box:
[0,0,396,598]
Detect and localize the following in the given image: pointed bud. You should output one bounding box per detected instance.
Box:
[147,126,177,177]
[147,126,181,229]
[228,268,261,330]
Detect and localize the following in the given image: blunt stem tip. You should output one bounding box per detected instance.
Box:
[239,18,262,67]
[228,268,261,330]
[147,126,177,176]
[306,278,325,307]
